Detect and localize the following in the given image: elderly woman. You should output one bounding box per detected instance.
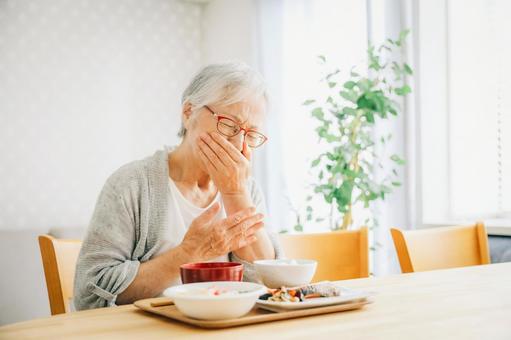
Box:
[74,62,282,310]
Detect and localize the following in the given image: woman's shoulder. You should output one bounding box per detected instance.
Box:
[104,148,169,194]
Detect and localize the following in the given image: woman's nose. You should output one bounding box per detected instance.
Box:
[228,132,246,151]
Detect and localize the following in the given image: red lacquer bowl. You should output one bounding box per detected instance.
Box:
[180,262,244,284]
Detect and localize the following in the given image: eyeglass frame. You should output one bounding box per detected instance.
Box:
[203,105,268,148]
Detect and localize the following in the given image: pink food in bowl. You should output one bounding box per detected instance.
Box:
[180,262,244,284]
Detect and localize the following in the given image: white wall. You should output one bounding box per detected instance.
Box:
[0,0,202,325]
[201,0,257,65]
[0,0,201,232]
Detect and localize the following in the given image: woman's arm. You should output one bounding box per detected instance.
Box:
[75,171,188,309]
[74,178,142,310]
[223,192,275,262]
[116,245,192,304]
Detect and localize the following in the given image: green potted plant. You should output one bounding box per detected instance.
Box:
[296,30,412,232]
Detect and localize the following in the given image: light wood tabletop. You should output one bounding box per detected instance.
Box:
[1,262,511,339]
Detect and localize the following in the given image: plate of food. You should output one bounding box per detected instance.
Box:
[256,281,371,311]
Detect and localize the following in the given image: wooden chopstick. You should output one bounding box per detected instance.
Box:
[150,299,174,307]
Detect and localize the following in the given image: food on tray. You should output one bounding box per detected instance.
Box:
[258,282,342,302]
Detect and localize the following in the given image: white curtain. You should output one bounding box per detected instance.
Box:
[251,0,416,276]
[251,0,291,234]
[368,0,418,275]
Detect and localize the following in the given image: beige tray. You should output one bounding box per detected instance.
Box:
[134,296,372,329]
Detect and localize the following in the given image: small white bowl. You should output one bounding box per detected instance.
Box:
[254,259,317,288]
[164,281,266,320]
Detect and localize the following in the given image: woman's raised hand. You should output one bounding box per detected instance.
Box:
[180,202,264,261]
[197,132,251,196]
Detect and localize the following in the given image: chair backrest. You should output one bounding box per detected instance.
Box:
[390,222,490,273]
[279,227,369,282]
[38,235,82,315]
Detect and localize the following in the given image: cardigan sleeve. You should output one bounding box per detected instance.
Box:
[229,178,284,283]
[73,178,140,310]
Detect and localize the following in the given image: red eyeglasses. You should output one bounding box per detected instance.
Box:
[204,105,268,148]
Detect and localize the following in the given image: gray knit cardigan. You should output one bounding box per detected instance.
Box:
[73,148,282,310]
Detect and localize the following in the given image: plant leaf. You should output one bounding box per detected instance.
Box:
[394,84,411,96]
[326,69,340,80]
[403,63,413,75]
[397,29,410,46]
[357,79,371,92]
[365,111,375,123]
[311,107,324,119]
[343,81,356,89]
[342,107,357,116]
[390,154,406,165]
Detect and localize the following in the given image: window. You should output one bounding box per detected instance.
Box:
[419,0,511,225]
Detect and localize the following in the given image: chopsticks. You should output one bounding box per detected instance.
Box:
[150,298,174,307]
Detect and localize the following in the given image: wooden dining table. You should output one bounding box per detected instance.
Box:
[1,262,510,339]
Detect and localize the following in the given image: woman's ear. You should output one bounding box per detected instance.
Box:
[182,102,193,130]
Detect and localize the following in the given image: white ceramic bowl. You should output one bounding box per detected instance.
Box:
[164,281,266,320]
[254,259,317,288]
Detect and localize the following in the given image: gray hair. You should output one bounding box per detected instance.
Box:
[178,62,268,137]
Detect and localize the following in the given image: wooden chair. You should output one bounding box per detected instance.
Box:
[390,222,490,273]
[279,227,369,282]
[38,235,82,315]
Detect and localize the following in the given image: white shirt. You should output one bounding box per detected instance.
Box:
[155,177,229,287]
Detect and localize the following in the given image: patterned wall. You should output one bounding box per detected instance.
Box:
[0,0,202,230]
